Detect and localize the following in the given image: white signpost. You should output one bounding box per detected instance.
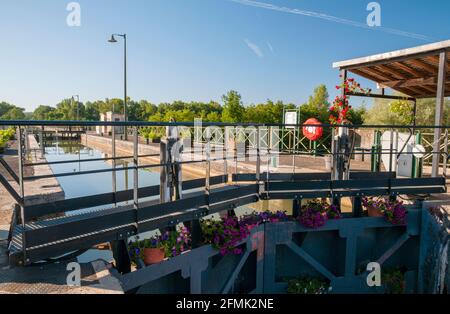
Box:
[284,111,298,129]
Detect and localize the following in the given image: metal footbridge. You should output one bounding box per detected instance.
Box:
[0,120,449,294]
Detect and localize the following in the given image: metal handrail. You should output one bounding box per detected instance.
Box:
[1,120,450,129]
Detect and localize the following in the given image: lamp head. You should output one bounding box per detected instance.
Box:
[108,35,117,43]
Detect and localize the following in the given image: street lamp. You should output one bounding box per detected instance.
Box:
[108,33,128,140]
[71,95,80,120]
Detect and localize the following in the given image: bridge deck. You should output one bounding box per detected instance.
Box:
[8,171,446,265]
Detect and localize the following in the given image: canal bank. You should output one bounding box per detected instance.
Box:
[79,134,351,213]
[81,133,227,179]
[25,134,65,205]
[0,135,65,227]
[1,135,66,272]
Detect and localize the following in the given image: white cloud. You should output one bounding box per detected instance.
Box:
[267,42,274,54]
[244,39,264,58]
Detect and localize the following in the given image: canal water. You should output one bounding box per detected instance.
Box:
[42,139,271,217]
[44,140,160,200]
[40,139,297,264]
[43,140,163,263]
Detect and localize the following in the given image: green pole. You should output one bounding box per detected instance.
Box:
[371,130,381,172]
[313,140,317,157]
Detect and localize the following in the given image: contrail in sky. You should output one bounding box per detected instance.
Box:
[229,0,434,42]
[245,39,264,58]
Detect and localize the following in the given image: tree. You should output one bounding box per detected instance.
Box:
[222,90,245,123]
[55,98,85,120]
[299,84,331,124]
[163,109,196,122]
[84,101,100,121]
[33,105,56,120]
[134,100,157,121]
[244,100,286,124]
[204,111,221,122]
[363,96,450,126]
[0,102,15,117]
[307,84,329,111]
[1,107,25,120]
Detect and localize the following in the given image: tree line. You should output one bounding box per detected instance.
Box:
[2,85,448,126]
[0,85,366,125]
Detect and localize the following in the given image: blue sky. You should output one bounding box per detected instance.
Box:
[1,0,449,112]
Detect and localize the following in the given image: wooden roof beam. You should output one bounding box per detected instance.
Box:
[380,77,435,89]
[351,68,388,82]
[406,59,438,75]
[375,64,408,80]
[413,85,436,95]
[349,68,385,83]
[391,61,425,78]
[428,54,450,67]
[365,66,399,81]
[379,76,450,89]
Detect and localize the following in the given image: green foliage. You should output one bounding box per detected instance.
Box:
[390,100,414,125]
[200,218,224,244]
[382,267,405,294]
[4,83,376,126]
[0,105,25,120]
[33,105,56,120]
[244,100,288,124]
[140,127,164,140]
[222,90,245,122]
[0,128,15,152]
[364,96,450,126]
[308,84,329,111]
[346,106,366,125]
[287,277,331,294]
[0,102,19,118]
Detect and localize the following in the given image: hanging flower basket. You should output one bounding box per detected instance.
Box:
[362,197,408,224]
[297,200,341,229]
[328,77,371,125]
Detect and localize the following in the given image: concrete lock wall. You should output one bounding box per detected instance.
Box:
[120,206,448,294]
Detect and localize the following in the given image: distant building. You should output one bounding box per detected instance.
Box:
[96,111,125,135]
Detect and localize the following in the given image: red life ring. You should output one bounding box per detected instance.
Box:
[302,118,323,141]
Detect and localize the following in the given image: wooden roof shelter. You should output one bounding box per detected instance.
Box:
[333,40,449,177]
[333,39,450,99]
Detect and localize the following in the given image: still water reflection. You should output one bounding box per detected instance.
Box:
[43,140,294,215]
[44,140,160,200]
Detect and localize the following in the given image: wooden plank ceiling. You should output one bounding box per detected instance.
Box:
[333,41,450,99]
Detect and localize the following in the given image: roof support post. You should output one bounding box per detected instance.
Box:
[133,126,139,219]
[17,127,27,265]
[431,51,447,177]
[333,69,349,181]
[112,120,117,206]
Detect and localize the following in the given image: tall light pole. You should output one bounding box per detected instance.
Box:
[108,33,128,140]
[71,95,80,120]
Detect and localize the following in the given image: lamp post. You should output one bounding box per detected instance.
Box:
[71,95,80,120]
[108,33,128,140]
